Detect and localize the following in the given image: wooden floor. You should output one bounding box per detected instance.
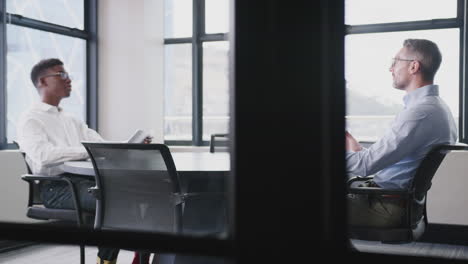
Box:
[351,239,468,260]
[0,244,138,264]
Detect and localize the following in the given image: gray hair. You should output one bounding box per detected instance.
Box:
[403,39,442,82]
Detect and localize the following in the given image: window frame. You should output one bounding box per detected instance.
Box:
[0,0,98,149]
[345,0,468,143]
[164,0,229,146]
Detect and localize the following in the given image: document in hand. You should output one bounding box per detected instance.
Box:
[127,129,152,143]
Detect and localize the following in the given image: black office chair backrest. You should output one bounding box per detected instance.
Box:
[408,144,468,227]
[82,142,183,234]
[13,141,43,205]
[209,133,228,153]
[13,141,32,174]
[411,144,468,199]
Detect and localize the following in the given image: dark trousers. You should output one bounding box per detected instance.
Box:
[347,180,405,228]
[40,175,120,261]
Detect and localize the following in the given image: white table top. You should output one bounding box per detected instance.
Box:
[61,152,230,176]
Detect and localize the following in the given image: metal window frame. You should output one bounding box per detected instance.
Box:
[0,0,98,149]
[85,0,98,131]
[460,0,468,143]
[345,0,468,143]
[164,0,229,146]
[0,0,6,149]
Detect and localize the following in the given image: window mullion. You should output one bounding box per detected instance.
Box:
[0,0,6,147]
[460,0,468,142]
[346,18,460,35]
[200,33,228,42]
[192,0,205,146]
[85,0,98,130]
[6,14,88,39]
[165,37,192,44]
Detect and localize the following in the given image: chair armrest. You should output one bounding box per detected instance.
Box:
[348,186,410,197]
[21,174,68,182]
[21,174,79,196]
[347,175,374,185]
[21,174,87,223]
[21,174,73,208]
[183,192,225,199]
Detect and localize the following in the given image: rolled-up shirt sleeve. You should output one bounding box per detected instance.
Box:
[346,109,426,176]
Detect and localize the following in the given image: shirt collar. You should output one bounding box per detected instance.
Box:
[33,101,63,113]
[403,84,439,108]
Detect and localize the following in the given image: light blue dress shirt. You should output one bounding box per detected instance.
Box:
[346,85,457,189]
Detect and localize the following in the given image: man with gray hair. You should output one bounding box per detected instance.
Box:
[345,39,457,227]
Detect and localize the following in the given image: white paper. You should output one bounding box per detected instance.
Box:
[127,129,152,143]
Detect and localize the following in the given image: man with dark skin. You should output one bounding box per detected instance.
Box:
[17,58,151,264]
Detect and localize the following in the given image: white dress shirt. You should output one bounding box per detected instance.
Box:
[346,85,457,189]
[16,102,105,176]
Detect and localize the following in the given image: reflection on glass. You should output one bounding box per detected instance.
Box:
[6,25,87,143]
[82,144,229,237]
[6,0,84,29]
[164,44,192,141]
[164,0,192,38]
[345,29,459,141]
[202,42,229,141]
[205,0,229,34]
[345,0,457,25]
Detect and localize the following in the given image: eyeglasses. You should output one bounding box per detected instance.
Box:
[41,71,71,80]
[390,58,415,68]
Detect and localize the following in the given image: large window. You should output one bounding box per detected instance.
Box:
[164,0,229,145]
[0,0,97,148]
[345,0,465,142]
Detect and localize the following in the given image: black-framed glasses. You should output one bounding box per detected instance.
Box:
[41,71,71,80]
[390,58,415,68]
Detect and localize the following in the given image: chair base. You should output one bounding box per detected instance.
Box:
[349,219,426,243]
[349,227,412,243]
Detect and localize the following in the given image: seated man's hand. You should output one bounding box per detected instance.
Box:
[143,136,153,144]
[345,131,362,152]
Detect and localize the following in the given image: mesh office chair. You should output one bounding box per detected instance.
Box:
[14,141,90,264]
[83,142,225,264]
[83,143,184,234]
[347,144,468,243]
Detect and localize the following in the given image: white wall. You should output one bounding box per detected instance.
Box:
[0,151,44,223]
[98,0,164,143]
[427,151,468,225]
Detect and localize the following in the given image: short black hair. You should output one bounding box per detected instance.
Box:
[30,58,64,88]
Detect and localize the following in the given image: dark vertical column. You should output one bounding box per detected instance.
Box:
[192,0,204,145]
[232,0,346,262]
[85,0,98,131]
